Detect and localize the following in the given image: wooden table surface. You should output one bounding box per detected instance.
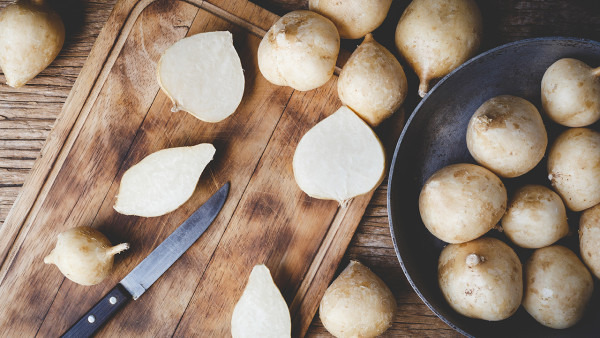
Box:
[0,0,598,336]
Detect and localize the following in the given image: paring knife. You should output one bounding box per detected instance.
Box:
[62,182,230,338]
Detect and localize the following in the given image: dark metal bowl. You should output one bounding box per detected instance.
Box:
[388,37,600,337]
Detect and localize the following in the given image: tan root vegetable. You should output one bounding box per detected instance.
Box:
[438,237,522,321]
[231,265,291,338]
[308,0,392,39]
[419,163,507,243]
[0,0,65,88]
[501,185,568,249]
[580,204,600,279]
[114,143,215,217]
[44,227,129,286]
[541,58,600,127]
[337,34,407,127]
[320,261,396,338]
[157,31,244,123]
[548,128,600,211]
[395,0,482,97]
[258,10,340,91]
[293,106,385,206]
[523,246,593,329]
[466,95,547,178]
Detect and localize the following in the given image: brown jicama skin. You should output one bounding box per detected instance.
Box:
[320,261,396,338]
[338,34,408,127]
[395,0,482,97]
[0,0,65,87]
[541,59,600,127]
[44,226,129,286]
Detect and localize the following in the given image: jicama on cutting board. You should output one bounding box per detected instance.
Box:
[0,0,403,336]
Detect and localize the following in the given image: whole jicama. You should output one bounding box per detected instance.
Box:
[0,0,65,87]
[44,226,129,286]
[395,0,482,97]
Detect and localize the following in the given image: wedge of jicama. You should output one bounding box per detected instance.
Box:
[293,106,385,205]
[157,31,244,123]
[231,265,291,338]
[114,144,215,217]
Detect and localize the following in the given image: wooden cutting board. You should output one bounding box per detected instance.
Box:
[0,0,403,336]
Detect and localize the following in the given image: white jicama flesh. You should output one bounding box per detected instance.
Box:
[231,265,291,338]
[114,143,215,217]
[157,31,244,123]
[293,106,385,206]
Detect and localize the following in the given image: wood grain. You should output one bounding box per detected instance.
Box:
[0,0,395,336]
[0,0,598,337]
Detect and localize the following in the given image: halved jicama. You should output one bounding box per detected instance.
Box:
[293,106,385,205]
[114,144,215,217]
[231,265,291,338]
[157,31,244,123]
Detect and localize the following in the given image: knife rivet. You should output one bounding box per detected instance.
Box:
[109,296,117,304]
[87,315,96,323]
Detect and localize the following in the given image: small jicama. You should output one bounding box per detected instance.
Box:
[114,143,215,217]
[44,226,129,286]
[231,265,291,338]
[541,58,600,127]
[0,0,65,87]
[337,33,407,127]
[395,0,482,97]
[157,31,244,123]
[320,261,396,338]
[257,10,340,91]
[293,106,385,206]
[547,128,600,211]
[309,0,392,39]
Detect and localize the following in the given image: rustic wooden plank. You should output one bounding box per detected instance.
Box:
[0,0,200,335]
[172,72,342,337]
[0,0,598,337]
[38,4,297,336]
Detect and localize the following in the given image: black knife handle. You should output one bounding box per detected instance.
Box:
[62,284,132,338]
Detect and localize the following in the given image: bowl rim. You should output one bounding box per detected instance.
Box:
[386,36,600,337]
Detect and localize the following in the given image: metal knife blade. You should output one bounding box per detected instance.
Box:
[62,182,229,338]
[121,181,229,299]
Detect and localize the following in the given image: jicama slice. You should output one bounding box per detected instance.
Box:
[157,31,244,123]
[114,143,215,217]
[293,106,385,206]
[231,265,291,338]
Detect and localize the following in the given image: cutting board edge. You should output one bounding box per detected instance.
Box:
[0,1,376,336]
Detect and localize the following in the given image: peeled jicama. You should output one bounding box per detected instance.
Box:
[395,0,482,97]
[44,227,129,286]
[157,31,244,123]
[337,34,407,127]
[0,0,65,88]
[231,265,291,338]
[114,143,215,217]
[293,106,385,205]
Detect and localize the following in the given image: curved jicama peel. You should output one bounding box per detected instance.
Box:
[114,143,215,217]
[44,226,129,286]
[157,31,244,123]
[293,106,386,206]
[231,265,291,338]
[0,0,65,88]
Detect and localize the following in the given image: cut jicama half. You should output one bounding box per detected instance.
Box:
[231,265,291,338]
[293,106,385,206]
[114,143,215,217]
[157,31,244,123]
